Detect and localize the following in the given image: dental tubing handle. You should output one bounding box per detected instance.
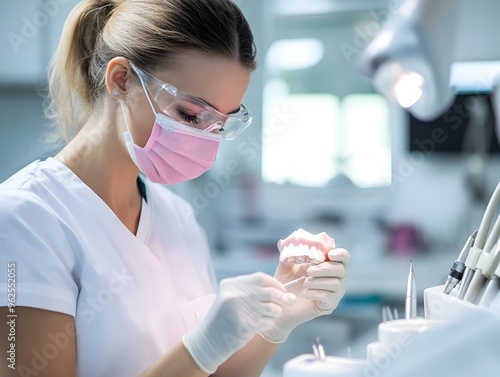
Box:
[457,247,482,300]
[458,183,500,299]
[479,246,500,306]
[464,242,500,302]
[478,276,500,307]
[464,269,486,303]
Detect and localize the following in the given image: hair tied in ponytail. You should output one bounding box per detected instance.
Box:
[46,0,255,144]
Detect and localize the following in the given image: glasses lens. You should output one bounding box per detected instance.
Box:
[133,64,252,139]
[219,115,253,140]
[156,90,252,139]
[155,90,221,131]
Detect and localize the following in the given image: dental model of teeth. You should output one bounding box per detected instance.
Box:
[280,244,326,264]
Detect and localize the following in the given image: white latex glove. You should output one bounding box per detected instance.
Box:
[259,228,350,343]
[182,272,296,374]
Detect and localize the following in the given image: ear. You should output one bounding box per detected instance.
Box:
[105,57,132,99]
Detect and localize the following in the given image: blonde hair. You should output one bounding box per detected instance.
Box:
[45,0,256,143]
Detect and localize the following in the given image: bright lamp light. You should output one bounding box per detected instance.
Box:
[393,72,424,108]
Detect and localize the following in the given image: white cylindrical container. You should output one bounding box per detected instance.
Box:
[378,318,437,345]
[283,354,367,377]
[366,318,441,369]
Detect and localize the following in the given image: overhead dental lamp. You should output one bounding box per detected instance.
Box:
[358,0,459,121]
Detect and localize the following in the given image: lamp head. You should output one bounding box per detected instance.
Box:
[358,0,459,121]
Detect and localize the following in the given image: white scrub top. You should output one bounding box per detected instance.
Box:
[0,158,217,377]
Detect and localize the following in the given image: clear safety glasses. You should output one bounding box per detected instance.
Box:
[130,63,252,140]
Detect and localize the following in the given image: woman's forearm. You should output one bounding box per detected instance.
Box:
[138,342,208,377]
[139,335,280,377]
[213,334,281,377]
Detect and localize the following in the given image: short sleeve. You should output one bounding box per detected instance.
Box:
[0,189,78,316]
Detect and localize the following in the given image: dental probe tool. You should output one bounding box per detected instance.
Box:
[312,342,320,360]
[405,260,417,319]
[382,307,388,322]
[385,306,394,321]
[458,182,500,299]
[443,230,477,294]
[464,241,500,302]
[316,337,325,361]
[311,337,326,361]
[283,276,306,288]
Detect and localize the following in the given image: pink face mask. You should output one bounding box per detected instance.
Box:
[122,105,221,184]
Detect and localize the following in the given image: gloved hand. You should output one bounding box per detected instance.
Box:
[182,272,296,374]
[259,228,350,343]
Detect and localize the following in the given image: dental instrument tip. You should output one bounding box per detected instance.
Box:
[405,260,417,319]
[283,276,306,288]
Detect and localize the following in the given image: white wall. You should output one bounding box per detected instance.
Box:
[2,0,500,255]
[0,88,54,181]
[0,0,79,180]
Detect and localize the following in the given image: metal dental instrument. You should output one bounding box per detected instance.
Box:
[385,306,394,321]
[405,260,417,319]
[458,183,500,299]
[443,230,477,294]
[312,342,320,360]
[311,337,326,361]
[316,337,325,361]
[283,276,306,288]
[381,307,398,322]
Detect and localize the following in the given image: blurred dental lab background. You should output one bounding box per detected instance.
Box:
[2,0,500,376]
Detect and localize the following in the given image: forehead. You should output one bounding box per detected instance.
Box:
[152,51,250,114]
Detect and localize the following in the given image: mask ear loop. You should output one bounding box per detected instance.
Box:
[119,64,157,132]
[131,64,158,116]
[119,98,142,168]
[119,99,132,133]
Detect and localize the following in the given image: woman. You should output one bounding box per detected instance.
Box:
[0,0,350,376]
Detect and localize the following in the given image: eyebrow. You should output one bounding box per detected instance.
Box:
[146,70,242,115]
[198,97,242,115]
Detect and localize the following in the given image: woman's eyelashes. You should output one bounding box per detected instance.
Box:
[177,110,200,125]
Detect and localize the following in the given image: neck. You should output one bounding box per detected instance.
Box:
[55,113,142,233]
